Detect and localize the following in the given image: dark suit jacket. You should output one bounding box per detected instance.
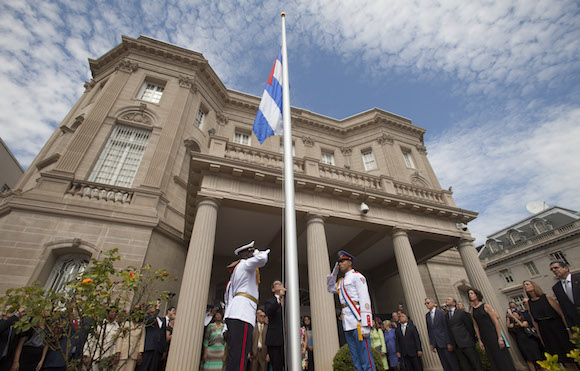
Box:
[0,314,20,360]
[552,273,580,327]
[144,310,167,352]
[447,308,476,348]
[426,308,453,348]
[264,296,284,347]
[395,321,422,356]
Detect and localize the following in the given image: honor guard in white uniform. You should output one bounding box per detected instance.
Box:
[224,241,269,371]
[327,250,376,371]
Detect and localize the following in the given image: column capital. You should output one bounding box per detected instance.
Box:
[196,197,220,209]
[305,213,328,225]
[458,236,476,247]
[392,227,409,238]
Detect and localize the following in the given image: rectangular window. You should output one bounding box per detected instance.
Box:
[511,295,526,311]
[195,108,206,128]
[362,150,377,171]
[499,269,514,284]
[525,261,540,276]
[402,151,415,168]
[234,131,251,146]
[321,151,335,165]
[550,251,570,266]
[88,125,151,188]
[139,82,164,104]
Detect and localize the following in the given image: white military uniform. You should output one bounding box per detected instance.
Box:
[328,267,373,334]
[224,249,269,326]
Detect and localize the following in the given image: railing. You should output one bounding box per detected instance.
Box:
[318,165,382,190]
[393,181,445,204]
[66,181,134,204]
[224,143,304,173]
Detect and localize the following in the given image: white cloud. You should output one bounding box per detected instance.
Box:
[428,104,580,244]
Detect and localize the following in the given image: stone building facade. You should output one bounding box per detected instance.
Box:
[0,36,524,370]
[0,137,24,193]
[478,206,580,311]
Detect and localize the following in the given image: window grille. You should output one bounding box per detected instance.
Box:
[140,83,164,104]
[321,151,335,165]
[45,255,89,292]
[499,269,514,284]
[525,261,540,276]
[362,150,377,171]
[89,125,150,188]
[511,295,526,311]
[195,109,206,128]
[550,251,570,266]
[402,151,415,168]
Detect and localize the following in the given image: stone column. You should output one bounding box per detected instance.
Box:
[457,238,527,369]
[166,197,219,370]
[306,215,340,370]
[392,228,441,370]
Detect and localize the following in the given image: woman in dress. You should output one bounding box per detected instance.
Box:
[300,317,309,370]
[370,319,388,370]
[506,310,543,371]
[201,312,226,370]
[523,280,575,370]
[383,320,398,370]
[468,288,516,371]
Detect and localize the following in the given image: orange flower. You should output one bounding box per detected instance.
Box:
[129,273,135,278]
[162,271,168,276]
[81,278,93,285]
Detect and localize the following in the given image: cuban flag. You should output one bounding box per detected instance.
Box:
[253,49,284,144]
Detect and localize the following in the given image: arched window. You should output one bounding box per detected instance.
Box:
[486,239,502,253]
[45,254,89,292]
[507,229,524,244]
[531,218,551,235]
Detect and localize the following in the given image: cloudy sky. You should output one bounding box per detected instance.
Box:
[1,0,579,244]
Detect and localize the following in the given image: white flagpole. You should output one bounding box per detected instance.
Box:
[280,12,301,371]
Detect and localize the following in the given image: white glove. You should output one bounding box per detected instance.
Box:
[254,249,270,256]
[331,262,339,277]
[361,326,371,338]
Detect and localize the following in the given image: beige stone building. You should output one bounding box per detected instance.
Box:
[0,36,525,370]
[0,137,24,193]
[478,206,580,311]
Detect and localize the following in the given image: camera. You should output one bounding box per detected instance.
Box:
[360,202,370,214]
[456,223,468,231]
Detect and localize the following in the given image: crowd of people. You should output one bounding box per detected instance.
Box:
[0,242,577,371]
[362,259,578,371]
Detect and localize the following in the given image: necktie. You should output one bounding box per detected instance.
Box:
[450,309,454,318]
[563,280,574,302]
[402,324,406,336]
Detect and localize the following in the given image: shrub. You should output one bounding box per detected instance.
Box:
[333,343,386,370]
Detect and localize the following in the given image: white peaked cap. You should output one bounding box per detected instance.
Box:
[234,241,255,256]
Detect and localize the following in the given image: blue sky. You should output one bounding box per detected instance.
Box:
[1,0,579,244]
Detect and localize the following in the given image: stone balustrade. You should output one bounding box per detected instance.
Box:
[66,181,134,203]
[393,181,445,204]
[224,143,304,173]
[318,164,382,190]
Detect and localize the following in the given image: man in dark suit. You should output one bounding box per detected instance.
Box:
[0,306,25,369]
[550,260,580,329]
[395,312,423,371]
[445,297,483,371]
[250,309,268,371]
[425,298,460,371]
[141,300,167,371]
[264,280,285,371]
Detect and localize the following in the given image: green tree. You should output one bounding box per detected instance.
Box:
[0,249,174,371]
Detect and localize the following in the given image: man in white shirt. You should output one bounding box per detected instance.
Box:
[224,241,269,371]
[550,260,580,329]
[327,250,375,371]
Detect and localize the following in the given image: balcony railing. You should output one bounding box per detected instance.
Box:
[393,181,445,204]
[225,143,304,173]
[66,181,134,203]
[318,165,382,191]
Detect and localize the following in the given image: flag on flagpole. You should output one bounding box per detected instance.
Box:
[253,49,284,144]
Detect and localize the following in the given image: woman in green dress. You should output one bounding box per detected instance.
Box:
[202,312,226,370]
[370,318,389,369]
